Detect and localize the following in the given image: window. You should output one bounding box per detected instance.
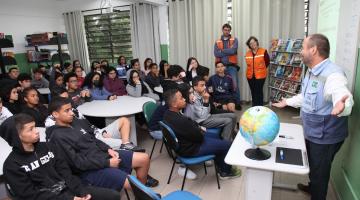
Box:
[84,11,132,64]
[304,0,309,36]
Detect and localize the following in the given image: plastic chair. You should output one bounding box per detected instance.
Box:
[143,101,164,159]
[159,121,220,191]
[128,175,201,200]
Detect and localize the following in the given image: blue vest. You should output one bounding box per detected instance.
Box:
[301,59,348,144]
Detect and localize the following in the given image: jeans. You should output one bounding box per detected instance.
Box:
[306,139,344,200]
[226,65,240,104]
[200,113,237,141]
[192,135,232,173]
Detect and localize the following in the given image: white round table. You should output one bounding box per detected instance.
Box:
[38,88,51,95]
[77,96,155,145]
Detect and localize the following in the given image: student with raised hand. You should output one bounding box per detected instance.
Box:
[103,67,127,96]
[126,70,160,101]
[0,83,21,114]
[1,114,121,200]
[83,72,117,101]
[46,97,159,190]
[21,87,48,127]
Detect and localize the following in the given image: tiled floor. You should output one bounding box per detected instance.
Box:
[0,103,339,200]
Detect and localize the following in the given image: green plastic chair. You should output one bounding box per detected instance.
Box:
[143,101,164,159]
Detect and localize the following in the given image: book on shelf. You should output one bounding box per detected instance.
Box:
[290,39,303,52]
[270,38,280,52]
[278,53,292,65]
[270,51,278,62]
[273,79,283,88]
[290,54,302,65]
[288,67,302,81]
[270,66,277,76]
[286,39,295,52]
[288,83,300,93]
[284,66,293,77]
[275,66,285,77]
[280,81,291,91]
[276,39,288,52]
[270,89,279,101]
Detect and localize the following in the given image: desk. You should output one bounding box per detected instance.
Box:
[225,123,309,200]
[77,96,155,145]
[154,86,163,93]
[37,88,50,95]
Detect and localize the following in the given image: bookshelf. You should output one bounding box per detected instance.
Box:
[25,32,70,67]
[0,36,17,74]
[268,38,305,103]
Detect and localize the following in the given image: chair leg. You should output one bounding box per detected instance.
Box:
[159,141,164,153]
[167,159,176,184]
[181,167,188,191]
[214,162,220,189]
[150,139,157,159]
[203,163,207,175]
[124,189,130,200]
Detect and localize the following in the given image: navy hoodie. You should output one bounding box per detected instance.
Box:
[207,74,236,102]
[0,116,85,200]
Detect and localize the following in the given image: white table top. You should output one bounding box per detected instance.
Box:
[77,95,155,117]
[37,88,50,94]
[225,123,309,175]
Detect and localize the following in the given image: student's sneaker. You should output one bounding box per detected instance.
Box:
[219,167,242,180]
[120,142,145,152]
[145,175,159,187]
[297,183,310,194]
[177,166,197,180]
[205,160,213,167]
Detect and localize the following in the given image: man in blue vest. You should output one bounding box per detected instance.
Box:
[272,34,354,200]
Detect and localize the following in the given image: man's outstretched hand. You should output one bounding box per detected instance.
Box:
[271,98,287,108]
[331,95,349,116]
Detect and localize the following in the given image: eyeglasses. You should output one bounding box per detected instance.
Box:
[69,80,78,83]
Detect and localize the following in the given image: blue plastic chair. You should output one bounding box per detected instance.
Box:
[128,175,201,200]
[159,121,220,191]
[143,101,164,159]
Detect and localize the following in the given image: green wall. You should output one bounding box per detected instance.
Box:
[331,49,360,200]
[160,44,169,61]
[13,53,39,74]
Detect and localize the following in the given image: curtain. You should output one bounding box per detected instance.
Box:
[232,0,304,101]
[63,11,90,72]
[169,0,228,74]
[130,3,161,68]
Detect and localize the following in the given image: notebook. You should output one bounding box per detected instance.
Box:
[275,147,304,166]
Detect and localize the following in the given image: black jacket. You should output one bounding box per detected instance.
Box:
[21,104,48,127]
[46,118,111,174]
[163,110,204,156]
[0,116,85,200]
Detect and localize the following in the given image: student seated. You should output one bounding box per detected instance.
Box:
[31,68,49,89]
[159,60,170,79]
[126,58,146,81]
[18,73,47,104]
[73,65,85,88]
[184,76,237,141]
[0,97,13,125]
[46,97,159,189]
[0,114,120,200]
[83,72,117,101]
[185,57,209,84]
[103,67,127,96]
[21,87,48,127]
[46,87,145,152]
[0,83,21,114]
[163,89,241,179]
[145,63,162,91]
[126,70,160,101]
[161,65,185,92]
[207,62,236,112]
[65,72,91,107]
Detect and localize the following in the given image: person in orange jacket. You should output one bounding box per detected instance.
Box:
[245,36,270,106]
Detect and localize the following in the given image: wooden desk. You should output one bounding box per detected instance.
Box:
[225,123,309,200]
[77,96,155,145]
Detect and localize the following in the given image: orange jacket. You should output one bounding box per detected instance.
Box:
[215,37,238,64]
[245,48,267,79]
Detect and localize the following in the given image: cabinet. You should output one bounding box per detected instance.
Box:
[0,36,17,74]
[25,32,70,67]
[268,39,305,102]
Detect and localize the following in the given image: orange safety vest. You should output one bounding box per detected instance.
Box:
[245,48,267,79]
[215,37,238,64]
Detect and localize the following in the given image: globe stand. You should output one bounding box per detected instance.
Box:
[245,147,271,160]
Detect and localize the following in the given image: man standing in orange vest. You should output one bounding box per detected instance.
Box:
[214,24,241,110]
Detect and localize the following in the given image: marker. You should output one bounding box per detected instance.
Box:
[280,150,284,160]
[279,135,294,139]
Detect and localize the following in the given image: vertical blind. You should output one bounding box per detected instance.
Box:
[84,11,132,64]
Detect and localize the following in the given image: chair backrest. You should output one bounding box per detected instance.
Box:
[159,121,179,152]
[143,101,158,124]
[128,175,161,200]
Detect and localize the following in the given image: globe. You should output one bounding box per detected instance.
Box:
[239,106,280,160]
